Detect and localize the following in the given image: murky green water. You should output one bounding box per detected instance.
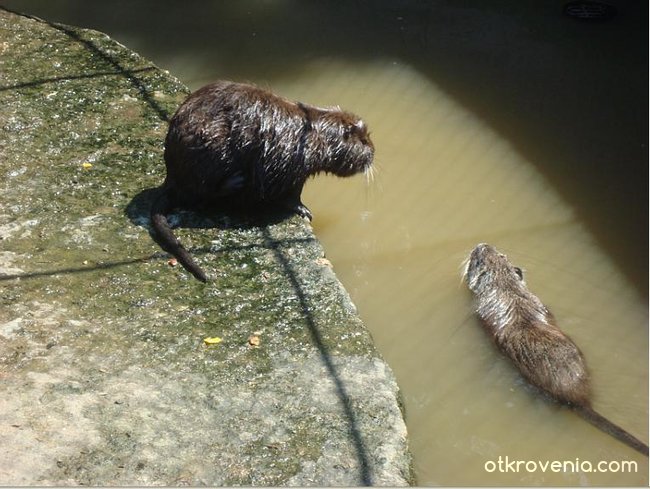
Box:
[4,1,647,484]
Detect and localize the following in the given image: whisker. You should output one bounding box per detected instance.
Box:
[364,164,376,185]
[459,255,471,287]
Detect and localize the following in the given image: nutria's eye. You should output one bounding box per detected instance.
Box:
[514,267,524,280]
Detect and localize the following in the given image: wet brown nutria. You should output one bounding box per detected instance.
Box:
[463,243,648,456]
[151,80,374,282]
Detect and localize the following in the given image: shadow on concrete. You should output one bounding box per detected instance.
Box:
[125,186,308,250]
[0,255,163,282]
[0,6,174,123]
[262,226,373,486]
[55,22,172,122]
[125,185,373,483]
[0,66,158,92]
[5,0,644,294]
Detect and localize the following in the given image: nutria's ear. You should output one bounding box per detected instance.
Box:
[349,119,371,145]
[296,101,314,116]
[297,102,327,123]
[514,267,524,280]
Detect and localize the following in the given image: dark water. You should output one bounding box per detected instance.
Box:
[3,1,647,484]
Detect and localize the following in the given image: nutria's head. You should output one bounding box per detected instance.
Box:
[464,243,525,295]
[303,107,374,177]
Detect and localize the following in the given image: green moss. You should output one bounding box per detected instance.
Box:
[0,8,411,486]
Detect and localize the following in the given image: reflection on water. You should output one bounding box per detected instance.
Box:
[298,60,648,485]
[5,0,647,485]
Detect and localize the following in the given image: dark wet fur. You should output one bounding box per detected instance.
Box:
[151,81,374,281]
[464,243,648,456]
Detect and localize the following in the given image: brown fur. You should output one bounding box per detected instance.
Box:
[464,243,647,456]
[151,81,374,281]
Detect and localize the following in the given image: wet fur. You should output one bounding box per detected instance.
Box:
[464,243,648,456]
[151,81,374,282]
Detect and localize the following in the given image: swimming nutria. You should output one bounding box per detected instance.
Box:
[151,81,374,282]
[463,243,648,456]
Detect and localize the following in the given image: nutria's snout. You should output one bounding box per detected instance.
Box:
[464,243,526,294]
[464,243,494,290]
[470,243,496,262]
[315,110,374,177]
[358,139,375,172]
[334,125,374,177]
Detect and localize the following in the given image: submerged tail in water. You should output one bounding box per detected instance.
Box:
[575,405,648,456]
[150,188,208,283]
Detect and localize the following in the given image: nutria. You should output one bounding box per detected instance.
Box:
[463,243,648,456]
[151,81,374,282]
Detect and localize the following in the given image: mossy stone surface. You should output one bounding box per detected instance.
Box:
[0,8,413,486]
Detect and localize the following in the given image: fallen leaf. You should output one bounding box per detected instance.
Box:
[248,334,261,347]
[203,337,222,345]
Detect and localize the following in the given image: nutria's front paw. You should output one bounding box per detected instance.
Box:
[293,203,313,221]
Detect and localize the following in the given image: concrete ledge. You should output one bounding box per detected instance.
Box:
[0,8,413,486]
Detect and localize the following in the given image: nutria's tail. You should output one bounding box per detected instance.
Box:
[575,405,648,456]
[150,187,208,283]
